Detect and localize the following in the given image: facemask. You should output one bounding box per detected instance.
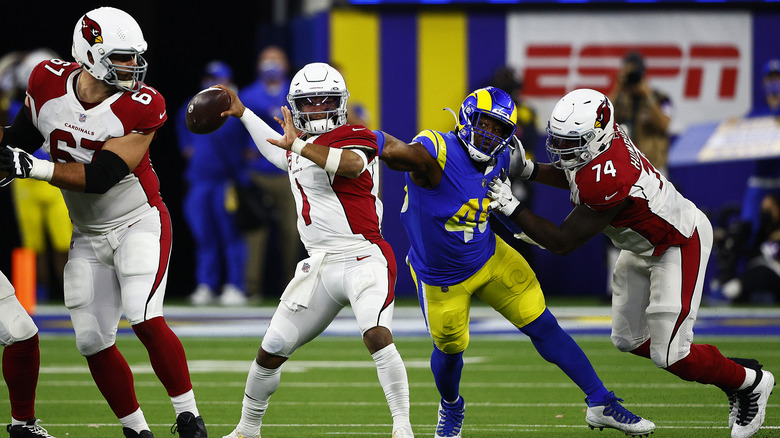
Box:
[764,78,780,96]
[259,61,285,82]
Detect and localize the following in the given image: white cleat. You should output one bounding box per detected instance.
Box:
[731,370,775,438]
[220,284,248,306]
[221,429,259,438]
[189,284,215,306]
[392,422,414,437]
[585,392,655,437]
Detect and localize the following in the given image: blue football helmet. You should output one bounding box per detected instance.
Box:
[456,86,518,162]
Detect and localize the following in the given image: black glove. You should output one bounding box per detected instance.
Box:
[0,146,34,179]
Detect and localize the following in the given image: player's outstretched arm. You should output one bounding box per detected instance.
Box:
[377,131,441,188]
[487,176,627,254]
[214,84,288,171]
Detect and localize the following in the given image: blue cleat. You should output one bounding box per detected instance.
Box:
[435,396,464,438]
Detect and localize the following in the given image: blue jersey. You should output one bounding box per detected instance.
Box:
[239,79,289,175]
[401,130,509,285]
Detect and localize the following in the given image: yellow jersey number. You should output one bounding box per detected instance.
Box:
[445,198,490,243]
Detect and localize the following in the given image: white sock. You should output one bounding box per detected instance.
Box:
[10,418,28,426]
[171,389,199,417]
[372,343,411,426]
[119,408,150,433]
[237,360,282,435]
[738,368,758,391]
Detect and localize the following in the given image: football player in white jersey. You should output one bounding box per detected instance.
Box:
[0,270,55,438]
[212,62,414,438]
[489,88,775,438]
[0,7,206,438]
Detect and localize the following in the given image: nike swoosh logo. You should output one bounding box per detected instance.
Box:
[605,191,619,201]
[159,111,166,119]
[356,255,371,261]
[352,127,366,131]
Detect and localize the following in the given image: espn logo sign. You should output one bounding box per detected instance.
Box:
[522,44,740,100]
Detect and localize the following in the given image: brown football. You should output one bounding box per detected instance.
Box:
[185,87,231,135]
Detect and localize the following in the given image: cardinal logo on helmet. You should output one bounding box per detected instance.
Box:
[594,98,611,130]
[81,15,103,46]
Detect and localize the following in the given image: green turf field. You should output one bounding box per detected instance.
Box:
[9,334,780,437]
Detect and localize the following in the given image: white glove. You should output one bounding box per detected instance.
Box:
[487,176,524,217]
[0,146,54,182]
[508,136,536,180]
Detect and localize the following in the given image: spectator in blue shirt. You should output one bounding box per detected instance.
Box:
[239,46,303,300]
[177,61,250,306]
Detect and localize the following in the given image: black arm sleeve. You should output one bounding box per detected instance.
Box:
[0,106,45,153]
[83,150,130,194]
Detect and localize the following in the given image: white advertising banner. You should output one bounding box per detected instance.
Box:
[507,11,753,135]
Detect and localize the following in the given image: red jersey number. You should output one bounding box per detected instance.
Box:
[49,129,104,163]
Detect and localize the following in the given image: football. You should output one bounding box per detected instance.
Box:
[185,87,231,135]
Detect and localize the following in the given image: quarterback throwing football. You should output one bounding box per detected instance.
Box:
[214,62,414,438]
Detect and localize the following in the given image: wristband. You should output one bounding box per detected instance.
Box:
[291,137,306,155]
[324,148,343,174]
[522,160,538,181]
[30,159,55,182]
[508,201,527,219]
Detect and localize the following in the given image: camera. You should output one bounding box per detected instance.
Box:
[625,69,644,86]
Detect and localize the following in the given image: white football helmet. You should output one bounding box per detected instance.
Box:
[71,7,148,92]
[287,62,349,134]
[546,88,615,169]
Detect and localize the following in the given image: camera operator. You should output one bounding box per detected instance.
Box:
[610,51,673,175]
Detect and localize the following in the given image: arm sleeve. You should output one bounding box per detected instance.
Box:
[1,106,44,154]
[239,109,288,171]
[83,150,130,194]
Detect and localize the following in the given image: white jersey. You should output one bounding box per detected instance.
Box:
[567,126,700,256]
[26,59,167,234]
[286,125,387,255]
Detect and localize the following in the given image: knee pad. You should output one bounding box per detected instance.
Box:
[611,334,642,353]
[0,296,38,346]
[261,320,300,357]
[430,307,469,354]
[71,311,115,356]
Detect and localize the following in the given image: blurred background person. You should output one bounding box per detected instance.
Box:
[714,58,780,304]
[487,65,540,264]
[176,61,250,306]
[4,48,70,303]
[610,51,673,175]
[607,51,674,300]
[741,58,780,253]
[239,45,303,301]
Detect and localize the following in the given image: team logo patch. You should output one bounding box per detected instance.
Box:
[81,15,103,46]
[302,262,310,273]
[595,98,611,130]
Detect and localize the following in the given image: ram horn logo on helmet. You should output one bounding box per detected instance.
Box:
[594,98,611,130]
[81,15,103,46]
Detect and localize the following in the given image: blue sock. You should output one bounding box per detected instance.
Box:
[520,308,609,405]
[430,344,463,403]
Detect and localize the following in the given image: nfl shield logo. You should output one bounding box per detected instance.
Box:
[79,114,87,123]
[302,263,310,273]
